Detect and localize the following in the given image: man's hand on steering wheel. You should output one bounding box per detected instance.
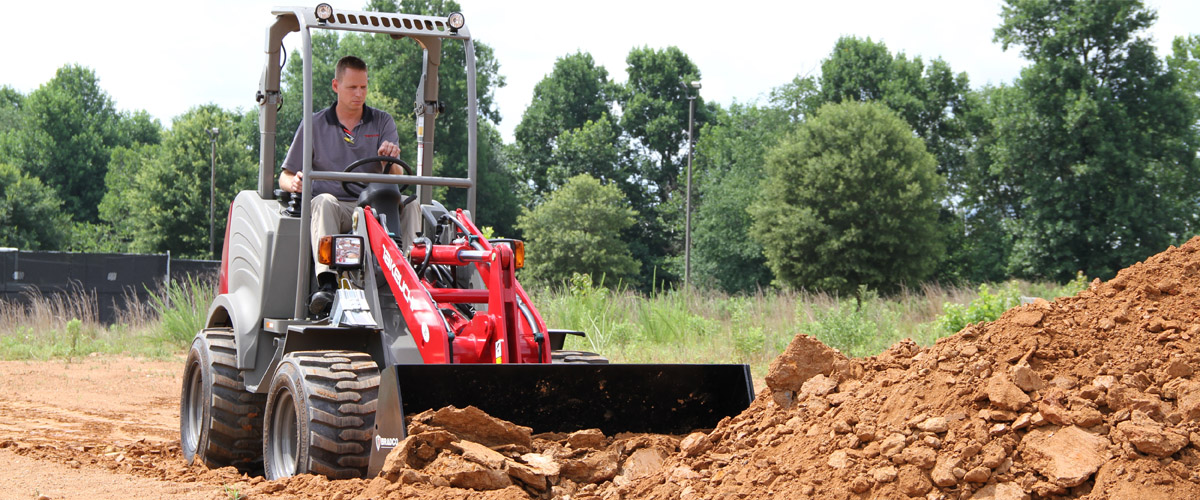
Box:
[341,154,415,199]
[378,141,401,173]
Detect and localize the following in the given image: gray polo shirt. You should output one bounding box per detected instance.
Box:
[282,102,400,200]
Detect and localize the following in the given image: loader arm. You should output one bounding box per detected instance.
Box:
[364,206,546,365]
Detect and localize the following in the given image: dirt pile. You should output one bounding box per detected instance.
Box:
[349,406,682,499]
[624,236,1200,499]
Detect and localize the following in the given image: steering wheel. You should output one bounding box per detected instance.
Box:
[341,155,415,198]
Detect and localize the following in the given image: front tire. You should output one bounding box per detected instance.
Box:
[179,328,265,472]
[263,351,379,480]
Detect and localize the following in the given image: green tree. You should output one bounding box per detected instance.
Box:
[517,174,639,285]
[545,114,626,191]
[100,105,257,258]
[2,65,121,221]
[0,66,162,227]
[689,102,790,293]
[750,101,945,297]
[817,36,973,196]
[620,46,708,203]
[0,163,70,250]
[613,47,711,288]
[985,0,1199,280]
[515,51,617,196]
[0,86,22,132]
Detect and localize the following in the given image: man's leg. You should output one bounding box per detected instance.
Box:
[400,199,421,252]
[308,194,356,313]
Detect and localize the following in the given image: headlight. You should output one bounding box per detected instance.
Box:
[490,239,525,269]
[318,235,364,268]
[315,3,334,22]
[447,12,465,30]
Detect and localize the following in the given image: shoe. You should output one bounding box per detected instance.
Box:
[309,288,334,316]
[309,274,336,316]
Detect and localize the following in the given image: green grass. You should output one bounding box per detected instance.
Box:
[0,268,1089,379]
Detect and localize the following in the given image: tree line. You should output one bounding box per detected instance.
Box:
[1,0,1198,296]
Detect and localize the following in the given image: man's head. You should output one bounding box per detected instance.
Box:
[332,56,369,112]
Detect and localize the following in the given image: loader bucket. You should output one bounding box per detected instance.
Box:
[368,363,754,474]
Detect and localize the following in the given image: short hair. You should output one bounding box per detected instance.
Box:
[335,56,369,81]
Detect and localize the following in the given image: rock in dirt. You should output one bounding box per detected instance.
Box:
[429,453,513,490]
[916,416,948,433]
[897,465,932,496]
[506,459,550,491]
[561,450,619,483]
[1175,383,1200,420]
[679,432,713,457]
[1022,425,1110,487]
[457,440,507,469]
[880,433,907,458]
[520,452,561,478]
[1116,413,1189,457]
[766,334,847,406]
[566,428,607,450]
[801,374,838,398]
[985,373,1031,411]
[408,406,533,451]
[827,449,852,469]
[871,465,898,483]
[930,458,960,487]
[970,482,1030,500]
[1011,364,1044,392]
[900,445,936,469]
[384,430,459,473]
[963,466,990,483]
[615,447,668,484]
[1011,309,1044,327]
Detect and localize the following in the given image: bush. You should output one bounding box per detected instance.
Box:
[934,282,1021,335]
[933,272,1089,336]
[798,288,900,357]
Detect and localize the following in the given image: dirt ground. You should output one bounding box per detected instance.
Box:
[0,356,226,499]
[8,237,1200,499]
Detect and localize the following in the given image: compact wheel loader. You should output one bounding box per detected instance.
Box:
[179,4,755,480]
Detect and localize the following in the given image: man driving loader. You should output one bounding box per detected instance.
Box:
[279,55,417,314]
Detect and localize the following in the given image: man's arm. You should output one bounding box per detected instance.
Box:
[378,112,403,173]
[279,169,303,192]
[280,120,305,192]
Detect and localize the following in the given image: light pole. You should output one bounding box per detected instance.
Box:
[682,80,701,290]
[208,127,220,259]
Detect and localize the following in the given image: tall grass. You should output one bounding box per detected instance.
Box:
[0,277,215,360]
[0,268,1087,373]
[532,274,1089,378]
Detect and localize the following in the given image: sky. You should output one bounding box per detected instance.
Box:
[3,0,1197,144]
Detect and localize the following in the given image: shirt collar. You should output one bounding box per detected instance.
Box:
[325,101,375,127]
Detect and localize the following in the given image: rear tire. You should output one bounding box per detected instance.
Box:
[263,351,379,480]
[551,350,610,364]
[179,328,266,472]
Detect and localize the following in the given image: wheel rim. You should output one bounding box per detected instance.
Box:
[182,361,203,451]
[269,389,299,478]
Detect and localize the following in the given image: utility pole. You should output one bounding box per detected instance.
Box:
[682,80,701,290]
[208,127,220,259]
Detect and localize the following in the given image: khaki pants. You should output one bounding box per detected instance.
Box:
[311,193,418,275]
